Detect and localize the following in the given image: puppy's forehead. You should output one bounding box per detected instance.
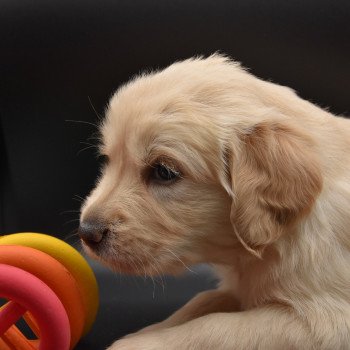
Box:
[101,76,206,158]
[100,55,241,155]
[100,54,249,155]
[100,89,222,181]
[102,95,179,157]
[99,57,237,178]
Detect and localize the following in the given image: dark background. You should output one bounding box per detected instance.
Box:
[0,1,349,349]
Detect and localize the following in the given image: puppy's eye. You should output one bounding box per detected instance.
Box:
[150,163,180,184]
[98,154,110,166]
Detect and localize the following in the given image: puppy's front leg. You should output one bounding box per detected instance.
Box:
[133,289,239,335]
[109,304,316,350]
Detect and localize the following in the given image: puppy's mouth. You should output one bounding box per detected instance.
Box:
[81,237,141,273]
[81,235,192,276]
[78,221,195,275]
[79,235,154,275]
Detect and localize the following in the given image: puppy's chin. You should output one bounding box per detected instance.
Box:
[81,239,193,276]
[81,240,135,273]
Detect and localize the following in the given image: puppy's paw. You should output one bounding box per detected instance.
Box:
[106,332,166,350]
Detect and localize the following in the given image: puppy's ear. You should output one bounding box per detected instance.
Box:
[229,122,322,256]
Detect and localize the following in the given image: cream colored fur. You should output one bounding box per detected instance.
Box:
[80,55,350,349]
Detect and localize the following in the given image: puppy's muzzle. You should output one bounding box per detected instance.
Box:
[78,220,108,246]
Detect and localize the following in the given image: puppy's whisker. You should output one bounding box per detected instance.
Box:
[127,256,147,290]
[135,256,157,296]
[87,96,103,121]
[77,145,98,156]
[65,119,99,129]
[133,254,148,280]
[148,270,158,299]
[164,248,197,274]
[147,260,164,297]
[130,258,142,277]
[65,232,79,240]
[87,138,101,145]
[59,209,80,215]
[87,131,102,142]
[63,228,80,243]
[63,218,80,226]
[70,238,81,247]
[155,269,166,295]
[73,195,85,203]
[143,252,166,293]
[135,246,164,280]
[87,134,101,141]
[80,141,98,148]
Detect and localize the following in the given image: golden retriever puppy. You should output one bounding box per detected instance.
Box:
[78,54,350,349]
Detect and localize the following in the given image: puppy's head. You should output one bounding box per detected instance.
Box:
[79,55,322,274]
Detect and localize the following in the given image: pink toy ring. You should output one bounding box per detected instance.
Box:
[0,264,70,350]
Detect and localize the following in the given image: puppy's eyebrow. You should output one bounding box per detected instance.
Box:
[143,148,178,167]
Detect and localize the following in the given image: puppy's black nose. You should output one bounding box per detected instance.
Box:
[78,220,107,245]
